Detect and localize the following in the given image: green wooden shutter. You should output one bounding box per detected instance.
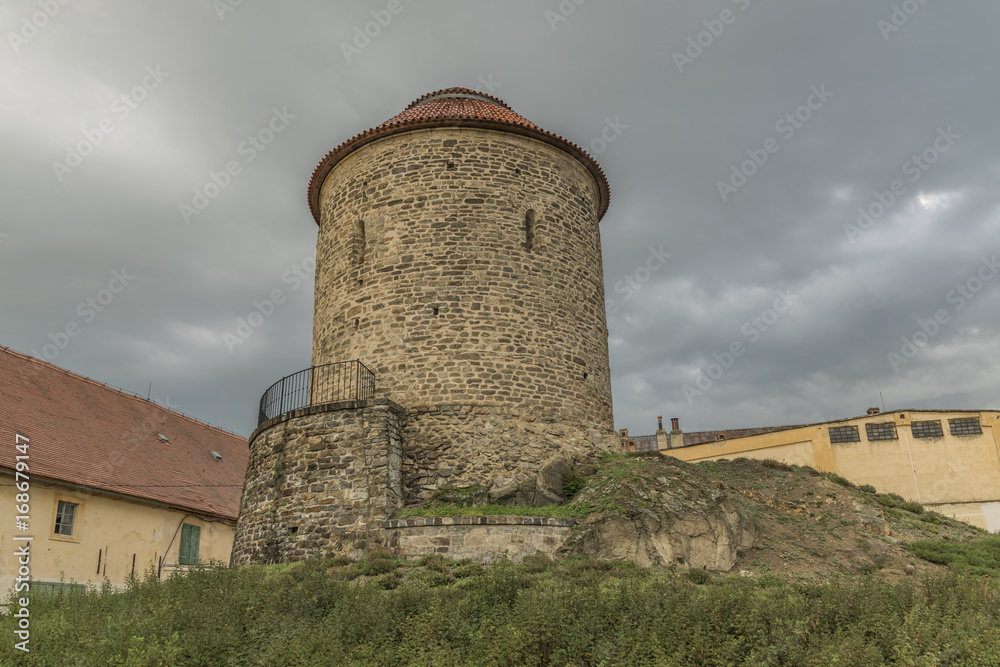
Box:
[179,524,200,565]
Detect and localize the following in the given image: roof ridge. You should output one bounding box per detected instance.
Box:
[1,345,246,442]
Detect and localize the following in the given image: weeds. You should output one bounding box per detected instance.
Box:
[4,555,999,665]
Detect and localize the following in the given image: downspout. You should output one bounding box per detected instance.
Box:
[902,427,921,503]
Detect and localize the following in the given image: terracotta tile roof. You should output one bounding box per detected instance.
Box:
[307,87,610,225]
[0,346,248,521]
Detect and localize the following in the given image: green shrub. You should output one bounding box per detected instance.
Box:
[761,459,794,471]
[877,493,903,508]
[453,564,484,579]
[906,536,1000,576]
[417,554,450,572]
[824,472,854,487]
[859,484,877,494]
[901,501,925,514]
[357,557,399,576]
[686,568,712,585]
[563,470,585,499]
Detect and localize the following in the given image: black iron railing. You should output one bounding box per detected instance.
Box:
[257,360,375,426]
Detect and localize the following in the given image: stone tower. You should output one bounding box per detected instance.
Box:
[231,87,617,564]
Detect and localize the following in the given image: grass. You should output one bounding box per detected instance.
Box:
[4,554,1000,665]
[905,535,1000,577]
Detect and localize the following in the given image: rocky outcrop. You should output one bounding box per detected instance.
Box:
[557,458,757,571]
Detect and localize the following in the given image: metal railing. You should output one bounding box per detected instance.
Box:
[257,360,375,426]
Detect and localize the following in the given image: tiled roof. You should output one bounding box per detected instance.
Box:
[307,87,610,225]
[0,347,248,520]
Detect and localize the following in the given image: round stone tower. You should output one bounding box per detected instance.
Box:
[308,87,617,502]
[231,88,618,566]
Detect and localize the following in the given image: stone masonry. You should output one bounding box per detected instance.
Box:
[312,127,618,500]
[232,89,618,565]
[230,399,403,564]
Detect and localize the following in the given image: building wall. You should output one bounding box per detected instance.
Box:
[665,411,1000,532]
[230,399,405,565]
[0,477,235,594]
[311,127,618,498]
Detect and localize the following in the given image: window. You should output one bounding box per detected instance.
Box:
[54,500,77,536]
[179,524,201,566]
[949,418,982,436]
[524,209,537,251]
[911,420,943,438]
[866,422,898,441]
[829,426,860,444]
[354,218,366,266]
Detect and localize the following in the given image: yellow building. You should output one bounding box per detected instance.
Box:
[0,347,248,595]
[641,410,1000,532]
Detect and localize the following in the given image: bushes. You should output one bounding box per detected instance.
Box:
[905,535,1000,577]
[876,492,905,508]
[823,472,855,488]
[3,556,1000,665]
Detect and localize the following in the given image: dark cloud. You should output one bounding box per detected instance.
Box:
[2,0,998,438]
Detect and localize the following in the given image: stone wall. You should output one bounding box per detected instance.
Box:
[384,515,575,563]
[311,127,619,497]
[230,399,404,565]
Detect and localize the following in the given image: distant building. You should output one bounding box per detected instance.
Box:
[0,347,248,594]
[635,410,1000,532]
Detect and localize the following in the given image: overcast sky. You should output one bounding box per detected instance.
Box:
[2,1,998,439]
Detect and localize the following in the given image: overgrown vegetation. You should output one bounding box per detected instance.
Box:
[4,554,1000,666]
[905,535,1000,577]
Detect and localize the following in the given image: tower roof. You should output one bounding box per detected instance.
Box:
[307,87,611,225]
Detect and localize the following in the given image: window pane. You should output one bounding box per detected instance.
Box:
[829,426,860,444]
[866,423,898,441]
[949,418,982,436]
[911,421,943,438]
[54,501,77,536]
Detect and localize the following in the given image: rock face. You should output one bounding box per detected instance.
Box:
[557,458,757,571]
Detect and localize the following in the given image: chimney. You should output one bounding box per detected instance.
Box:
[655,415,668,450]
[669,417,684,449]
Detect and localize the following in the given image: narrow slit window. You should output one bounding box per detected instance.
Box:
[354,219,366,266]
[524,209,537,251]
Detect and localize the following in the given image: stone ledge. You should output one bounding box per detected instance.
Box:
[383,515,576,529]
[250,397,407,443]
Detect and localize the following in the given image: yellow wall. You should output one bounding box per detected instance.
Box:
[1,476,236,595]
[665,411,1000,532]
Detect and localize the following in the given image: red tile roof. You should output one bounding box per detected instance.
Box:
[0,346,248,521]
[307,87,611,225]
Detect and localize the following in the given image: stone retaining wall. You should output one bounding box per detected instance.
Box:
[384,515,575,563]
[231,399,404,565]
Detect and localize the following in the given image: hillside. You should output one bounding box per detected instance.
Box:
[3,455,998,666]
